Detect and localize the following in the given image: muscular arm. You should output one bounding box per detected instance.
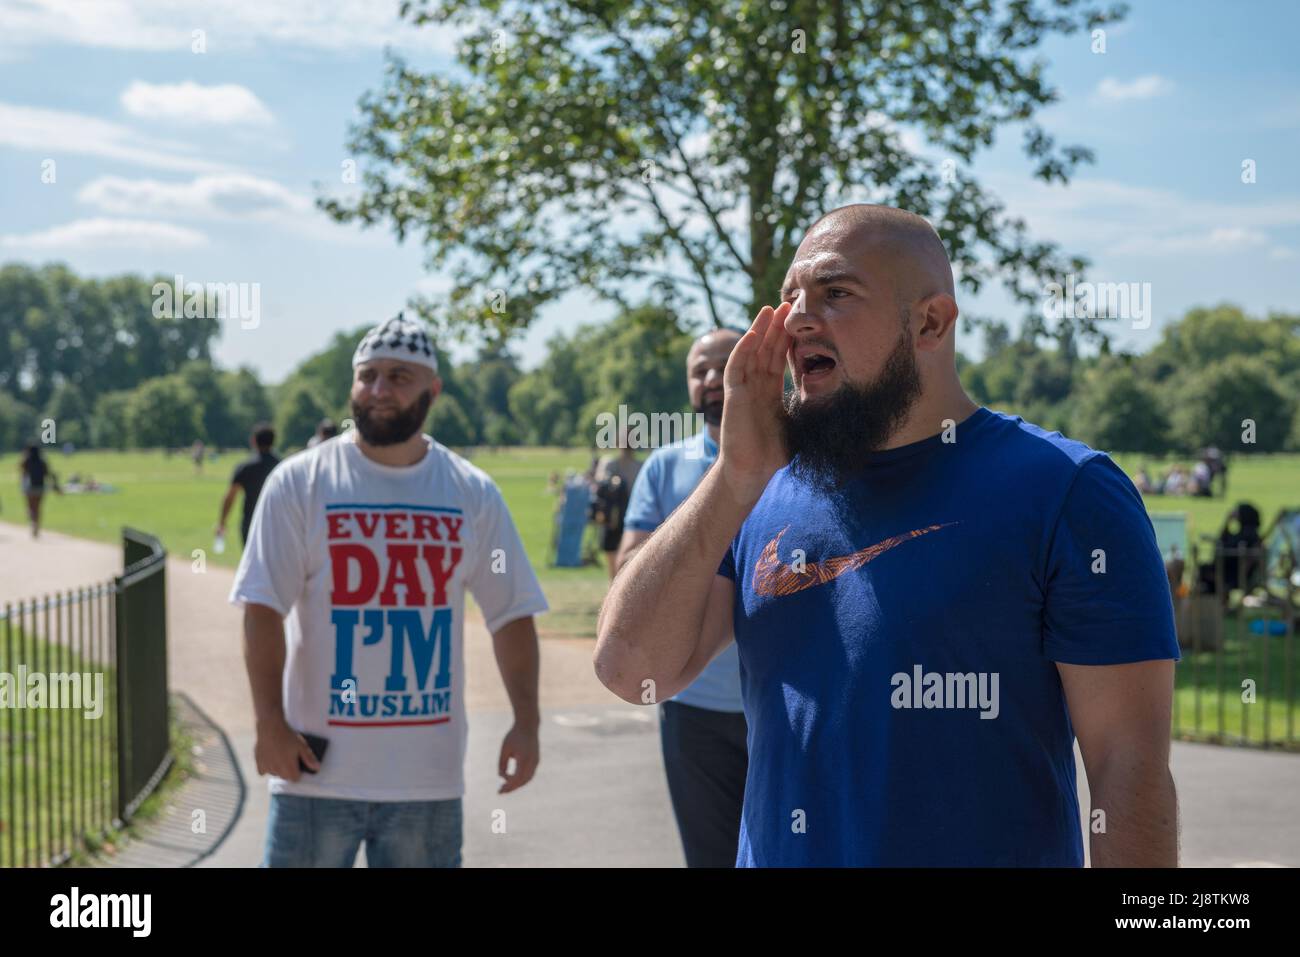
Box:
[596,303,791,706]
[1058,659,1178,867]
[595,465,747,704]
[613,528,652,577]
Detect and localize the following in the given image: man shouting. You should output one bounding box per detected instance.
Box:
[230,313,548,867]
[595,205,1180,867]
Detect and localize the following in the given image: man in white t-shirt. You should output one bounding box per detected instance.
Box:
[229,313,549,867]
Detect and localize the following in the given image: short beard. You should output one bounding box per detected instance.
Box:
[782,328,922,493]
[695,398,724,427]
[352,390,433,446]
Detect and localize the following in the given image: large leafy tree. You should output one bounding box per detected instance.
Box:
[0,264,219,411]
[1140,305,1300,384]
[274,379,332,451]
[221,367,275,445]
[509,304,694,446]
[125,376,204,449]
[1071,357,1170,454]
[324,0,1120,343]
[1167,356,1293,455]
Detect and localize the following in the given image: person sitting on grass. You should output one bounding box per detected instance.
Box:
[1197,503,1264,601]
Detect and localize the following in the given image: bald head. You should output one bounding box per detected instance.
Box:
[779,202,965,413]
[686,327,742,429]
[687,326,743,363]
[803,204,955,311]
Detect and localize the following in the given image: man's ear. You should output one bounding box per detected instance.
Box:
[915,294,959,352]
[429,374,443,401]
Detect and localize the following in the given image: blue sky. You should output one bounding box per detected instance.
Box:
[0,0,1296,384]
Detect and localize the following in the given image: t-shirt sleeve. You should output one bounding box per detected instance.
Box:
[1042,455,1181,665]
[466,481,549,634]
[622,453,663,532]
[231,462,248,487]
[227,465,307,616]
[717,538,737,581]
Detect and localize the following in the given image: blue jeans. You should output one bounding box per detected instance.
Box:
[262,794,463,868]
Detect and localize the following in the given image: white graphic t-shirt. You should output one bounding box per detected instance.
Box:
[228,430,548,801]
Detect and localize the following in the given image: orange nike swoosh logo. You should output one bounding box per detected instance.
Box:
[753,523,956,597]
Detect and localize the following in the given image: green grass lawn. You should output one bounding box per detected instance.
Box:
[0,445,612,638]
[1173,614,1299,749]
[4,447,1298,746]
[9,447,1295,570]
[1109,452,1299,546]
[0,615,202,867]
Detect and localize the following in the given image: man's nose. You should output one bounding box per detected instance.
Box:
[703,368,724,389]
[784,291,820,335]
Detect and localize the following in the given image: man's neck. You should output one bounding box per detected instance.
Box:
[883,384,980,450]
[355,432,429,468]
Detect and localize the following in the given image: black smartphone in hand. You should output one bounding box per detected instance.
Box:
[298,732,329,774]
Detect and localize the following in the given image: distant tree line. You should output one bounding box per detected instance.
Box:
[1,263,1297,456]
[963,304,1300,454]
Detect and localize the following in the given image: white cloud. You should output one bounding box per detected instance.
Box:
[1111,226,1267,256]
[1094,75,1174,102]
[986,173,1300,263]
[121,81,273,126]
[0,218,208,250]
[74,174,399,248]
[77,173,313,219]
[1206,227,1268,246]
[0,101,228,173]
[0,0,460,53]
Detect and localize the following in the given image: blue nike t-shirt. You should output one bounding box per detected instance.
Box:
[717,407,1180,867]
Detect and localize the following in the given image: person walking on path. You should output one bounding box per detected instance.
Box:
[18,443,61,538]
[216,424,281,550]
[229,314,548,868]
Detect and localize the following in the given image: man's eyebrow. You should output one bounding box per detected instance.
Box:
[781,270,867,294]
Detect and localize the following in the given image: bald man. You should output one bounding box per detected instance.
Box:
[616,327,747,867]
[595,205,1180,867]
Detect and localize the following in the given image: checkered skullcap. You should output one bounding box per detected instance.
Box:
[352,312,438,374]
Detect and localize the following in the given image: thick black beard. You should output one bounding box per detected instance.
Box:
[351,390,433,446]
[782,329,922,493]
[695,398,724,427]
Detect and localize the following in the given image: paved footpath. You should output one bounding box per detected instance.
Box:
[1,521,1295,867]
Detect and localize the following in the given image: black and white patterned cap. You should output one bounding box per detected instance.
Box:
[351,313,438,374]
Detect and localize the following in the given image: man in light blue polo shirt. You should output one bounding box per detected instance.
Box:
[616,327,746,867]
